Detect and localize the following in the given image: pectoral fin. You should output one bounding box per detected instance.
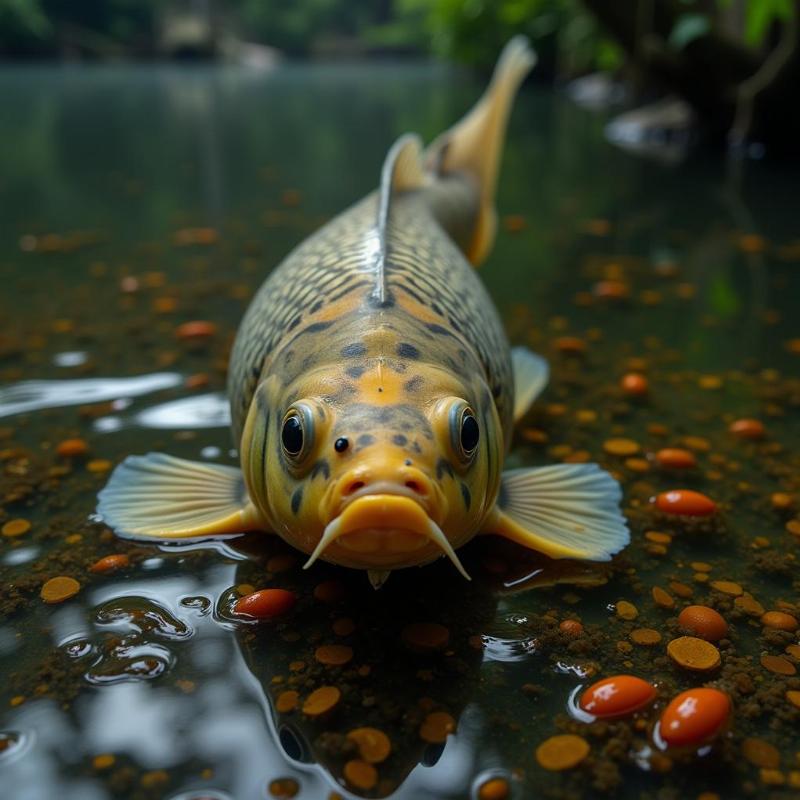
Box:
[486,464,629,561]
[512,346,549,422]
[97,453,265,540]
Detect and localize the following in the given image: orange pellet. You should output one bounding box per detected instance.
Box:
[343,759,377,791]
[175,320,217,340]
[2,519,30,537]
[92,754,115,770]
[654,490,716,516]
[234,588,296,619]
[554,336,587,355]
[56,438,89,457]
[346,727,392,764]
[678,606,728,642]
[535,734,590,771]
[710,580,743,597]
[603,438,640,457]
[580,675,656,718]
[478,777,511,800]
[594,280,630,300]
[402,622,450,652]
[332,617,355,637]
[313,579,345,604]
[652,586,675,609]
[729,418,766,440]
[760,655,796,676]
[616,600,638,620]
[276,690,299,713]
[559,619,584,636]
[630,628,662,646]
[771,492,794,510]
[658,688,730,748]
[620,373,648,396]
[761,611,798,631]
[185,373,210,389]
[89,554,130,574]
[742,738,781,769]
[419,711,456,743]
[302,686,341,717]
[735,594,765,616]
[654,448,697,469]
[314,644,353,666]
[503,214,526,232]
[87,459,112,473]
[667,636,721,672]
[40,576,80,604]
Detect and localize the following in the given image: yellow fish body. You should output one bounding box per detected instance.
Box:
[98,38,629,588]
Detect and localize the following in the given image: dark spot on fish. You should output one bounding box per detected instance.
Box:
[392,434,408,447]
[404,376,423,393]
[411,440,422,453]
[492,383,502,398]
[311,460,330,479]
[356,434,375,448]
[316,405,326,421]
[251,365,261,379]
[460,483,471,510]
[333,383,358,402]
[426,323,453,337]
[389,361,407,373]
[397,342,420,360]
[436,458,454,480]
[404,459,412,466]
[291,487,303,514]
[310,300,324,314]
[302,321,334,334]
[341,342,367,358]
[345,365,366,379]
[431,302,442,315]
[283,350,294,366]
[448,317,462,333]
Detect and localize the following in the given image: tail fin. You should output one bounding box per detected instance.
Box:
[426,36,536,266]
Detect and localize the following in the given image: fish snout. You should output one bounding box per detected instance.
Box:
[338,463,434,505]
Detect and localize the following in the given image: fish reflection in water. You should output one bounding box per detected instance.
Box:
[228,536,608,797]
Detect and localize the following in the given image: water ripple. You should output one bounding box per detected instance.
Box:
[0,373,182,418]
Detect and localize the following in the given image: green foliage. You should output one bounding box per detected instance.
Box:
[0,0,52,53]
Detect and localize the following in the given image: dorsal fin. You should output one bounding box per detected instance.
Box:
[373,134,426,306]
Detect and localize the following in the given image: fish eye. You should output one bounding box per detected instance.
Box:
[447,400,479,463]
[281,404,315,463]
[281,413,304,456]
[460,409,480,453]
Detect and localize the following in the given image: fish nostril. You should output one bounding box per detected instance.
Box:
[343,480,365,495]
[405,479,427,496]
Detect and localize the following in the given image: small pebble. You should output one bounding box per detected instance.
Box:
[535,734,590,771]
[630,628,662,646]
[615,600,638,620]
[667,636,721,672]
[175,320,217,340]
[710,580,743,597]
[559,619,583,636]
[652,586,675,609]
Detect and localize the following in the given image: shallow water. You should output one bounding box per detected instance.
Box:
[1,63,799,800]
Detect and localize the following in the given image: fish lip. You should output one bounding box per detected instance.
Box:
[336,480,436,522]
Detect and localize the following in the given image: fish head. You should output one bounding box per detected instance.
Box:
[241,362,504,578]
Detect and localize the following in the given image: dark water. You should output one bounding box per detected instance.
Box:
[0,63,799,800]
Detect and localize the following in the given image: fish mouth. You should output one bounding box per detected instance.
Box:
[303,494,470,580]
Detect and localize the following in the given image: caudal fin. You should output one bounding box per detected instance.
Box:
[426,36,536,265]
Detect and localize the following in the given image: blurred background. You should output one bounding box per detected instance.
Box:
[1,0,799,157]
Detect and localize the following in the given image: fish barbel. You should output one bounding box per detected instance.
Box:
[98,38,629,588]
